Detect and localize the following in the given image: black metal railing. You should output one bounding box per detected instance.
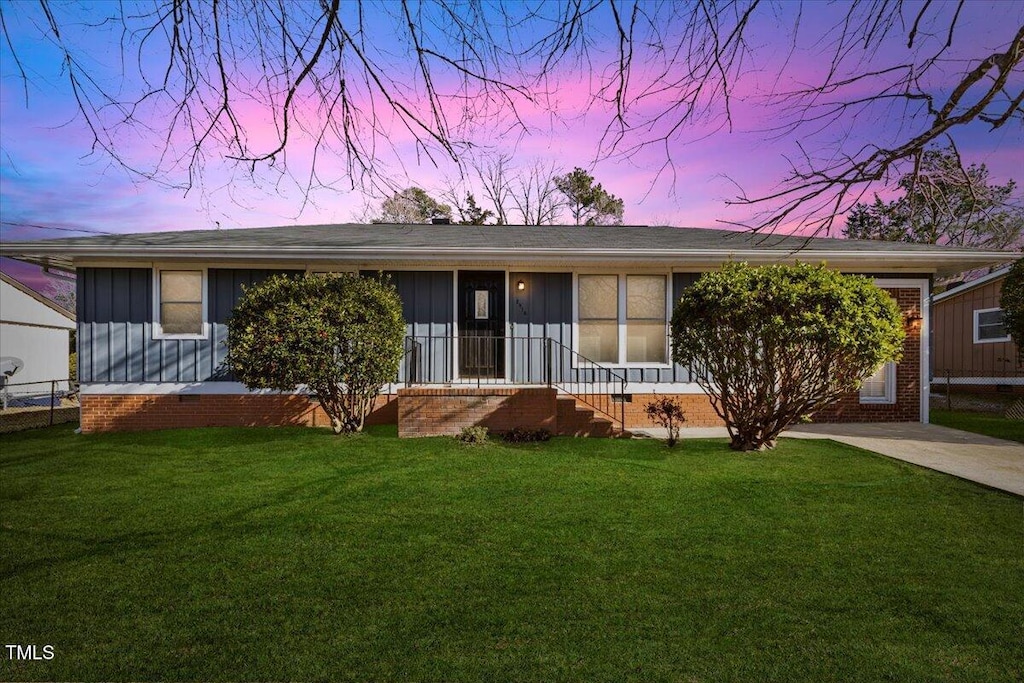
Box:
[400,335,627,430]
[544,336,627,430]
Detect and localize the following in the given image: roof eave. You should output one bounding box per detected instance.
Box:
[932,264,1014,303]
[1,244,1013,277]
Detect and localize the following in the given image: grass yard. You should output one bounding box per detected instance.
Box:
[930,409,1024,444]
[2,425,1022,682]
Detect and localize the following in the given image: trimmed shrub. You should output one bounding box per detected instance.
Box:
[1001,259,1024,364]
[227,273,405,434]
[671,263,904,451]
[502,427,552,443]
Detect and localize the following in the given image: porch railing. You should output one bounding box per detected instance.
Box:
[400,335,627,430]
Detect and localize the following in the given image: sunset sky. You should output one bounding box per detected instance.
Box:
[1,0,1021,292]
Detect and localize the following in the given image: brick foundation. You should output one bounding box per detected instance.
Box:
[80,393,397,433]
[397,387,558,437]
[620,393,722,429]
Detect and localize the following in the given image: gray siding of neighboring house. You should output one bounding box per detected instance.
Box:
[77,268,300,383]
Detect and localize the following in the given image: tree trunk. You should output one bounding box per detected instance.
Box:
[729,428,777,451]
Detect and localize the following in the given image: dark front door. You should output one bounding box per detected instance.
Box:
[458,271,505,379]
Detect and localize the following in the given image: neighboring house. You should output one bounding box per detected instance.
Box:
[1,224,1012,435]
[932,266,1022,392]
[0,272,76,401]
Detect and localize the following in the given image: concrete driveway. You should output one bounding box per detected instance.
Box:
[785,422,1024,496]
[638,422,1024,496]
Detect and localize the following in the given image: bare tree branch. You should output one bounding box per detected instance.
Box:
[2,1,1019,233]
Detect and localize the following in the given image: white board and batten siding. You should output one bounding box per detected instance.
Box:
[0,274,75,394]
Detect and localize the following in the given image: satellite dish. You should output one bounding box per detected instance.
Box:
[0,357,24,378]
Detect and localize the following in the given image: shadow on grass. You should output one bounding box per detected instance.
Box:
[1,464,358,581]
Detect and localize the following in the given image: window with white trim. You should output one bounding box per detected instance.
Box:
[974,308,1010,343]
[155,269,206,338]
[860,362,895,404]
[626,275,668,363]
[578,275,619,363]
[577,274,668,365]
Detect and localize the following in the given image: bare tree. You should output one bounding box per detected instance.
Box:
[509,160,565,225]
[473,153,515,226]
[372,187,451,224]
[3,1,1020,233]
[844,145,1024,249]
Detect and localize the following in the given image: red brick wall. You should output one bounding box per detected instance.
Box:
[80,393,397,433]
[620,393,722,429]
[816,287,922,423]
[397,387,558,437]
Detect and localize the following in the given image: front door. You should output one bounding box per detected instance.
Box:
[458,271,505,379]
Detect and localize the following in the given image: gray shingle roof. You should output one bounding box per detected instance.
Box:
[2,223,1015,276]
[0,222,1005,252]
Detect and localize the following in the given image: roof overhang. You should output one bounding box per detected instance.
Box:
[1,243,1013,278]
[932,265,1014,303]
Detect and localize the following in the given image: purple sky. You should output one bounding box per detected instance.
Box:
[1,1,1021,293]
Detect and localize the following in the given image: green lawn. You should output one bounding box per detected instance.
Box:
[2,425,1021,682]
[931,409,1024,443]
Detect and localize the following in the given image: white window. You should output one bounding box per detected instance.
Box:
[626,275,668,363]
[974,308,1011,343]
[577,274,668,365]
[578,275,619,363]
[860,362,895,404]
[154,269,207,339]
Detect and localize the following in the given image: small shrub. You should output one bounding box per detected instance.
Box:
[455,425,489,445]
[644,396,686,447]
[502,427,552,443]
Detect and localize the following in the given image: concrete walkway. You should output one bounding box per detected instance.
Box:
[635,422,1024,496]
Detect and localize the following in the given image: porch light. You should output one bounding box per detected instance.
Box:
[516,279,526,291]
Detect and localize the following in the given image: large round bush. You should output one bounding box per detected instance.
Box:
[227,273,405,433]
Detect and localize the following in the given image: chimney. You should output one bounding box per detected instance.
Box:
[431,217,451,225]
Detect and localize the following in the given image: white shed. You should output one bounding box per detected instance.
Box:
[0,272,76,399]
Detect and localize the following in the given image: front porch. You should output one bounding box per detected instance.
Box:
[396,387,619,438]
[397,334,635,436]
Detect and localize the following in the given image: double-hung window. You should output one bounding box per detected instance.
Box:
[578,275,619,363]
[577,274,668,365]
[859,362,895,404]
[626,275,668,363]
[974,308,1010,343]
[155,269,207,338]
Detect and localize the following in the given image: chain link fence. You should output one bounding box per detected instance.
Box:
[931,370,1024,419]
[0,379,80,433]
